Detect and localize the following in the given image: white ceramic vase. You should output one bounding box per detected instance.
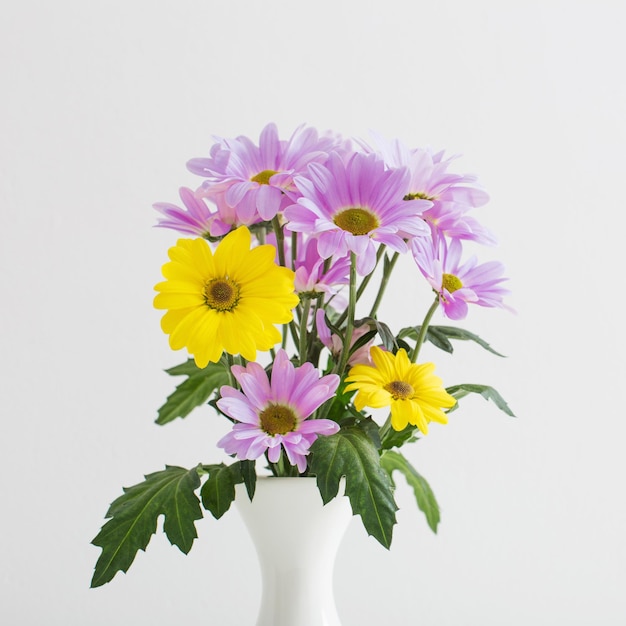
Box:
[235,476,352,626]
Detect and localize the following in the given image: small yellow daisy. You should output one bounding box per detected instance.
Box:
[344,346,456,434]
[153,226,299,367]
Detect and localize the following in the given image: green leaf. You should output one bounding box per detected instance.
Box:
[91,465,202,588]
[357,317,397,352]
[424,326,455,353]
[398,325,506,357]
[348,329,378,358]
[380,450,440,533]
[380,423,419,450]
[237,460,257,500]
[446,383,515,417]
[309,427,398,548]
[156,360,230,425]
[200,461,255,518]
[396,337,413,354]
[324,378,357,423]
[356,416,382,450]
[399,325,447,352]
[323,311,344,342]
[164,359,209,377]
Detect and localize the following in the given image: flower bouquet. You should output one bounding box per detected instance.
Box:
[91,123,513,589]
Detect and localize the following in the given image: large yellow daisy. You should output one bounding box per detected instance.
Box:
[154,226,299,368]
[344,346,456,434]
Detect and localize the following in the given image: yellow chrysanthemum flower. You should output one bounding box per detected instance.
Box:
[344,346,457,434]
[154,226,299,368]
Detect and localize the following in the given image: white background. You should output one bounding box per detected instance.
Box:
[1,1,625,624]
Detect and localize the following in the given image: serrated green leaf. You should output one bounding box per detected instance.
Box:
[156,360,230,425]
[91,465,202,588]
[380,450,440,533]
[323,378,357,423]
[356,416,382,449]
[380,423,419,450]
[309,427,397,548]
[164,359,207,377]
[200,461,254,518]
[237,460,257,500]
[446,383,515,417]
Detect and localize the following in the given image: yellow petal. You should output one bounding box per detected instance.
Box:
[346,364,386,385]
[160,308,194,334]
[213,226,250,277]
[370,346,396,382]
[231,244,277,284]
[419,401,449,425]
[394,349,412,379]
[408,400,429,434]
[168,307,210,351]
[153,292,204,309]
[390,400,410,431]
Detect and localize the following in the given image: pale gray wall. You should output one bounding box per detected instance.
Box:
[1,1,624,624]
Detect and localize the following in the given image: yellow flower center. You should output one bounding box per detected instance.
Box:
[251,169,279,185]
[259,404,298,436]
[384,380,415,400]
[333,208,380,236]
[404,191,435,201]
[203,277,241,311]
[442,273,463,293]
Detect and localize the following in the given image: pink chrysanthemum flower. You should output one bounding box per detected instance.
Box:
[194,186,263,236]
[412,236,511,320]
[216,349,340,472]
[187,123,343,224]
[362,133,496,246]
[284,152,432,276]
[294,236,350,298]
[153,187,218,237]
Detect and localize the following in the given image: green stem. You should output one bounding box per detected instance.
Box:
[357,245,386,301]
[291,231,298,270]
[336,245,386,328]
[270,450,298,477]
[336,252,357,376]
[266,452,279,477]
[272,216,300,349]
[369,251,399,319]
[298,296,311,365]
[272,216,286,266]
[307,293,324,366]
[409,295,440,362]
[379,415,392,442]
[225,353,236,388]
